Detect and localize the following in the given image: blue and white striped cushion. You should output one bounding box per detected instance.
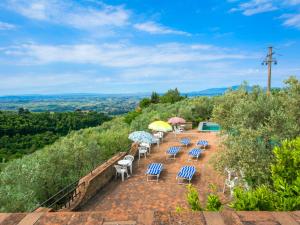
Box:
[177,166,196,180]
[147,163,163,175]
[180,138,191,145]
[189,149,202,157]
[167,146,181,155]
[197,140,208,146]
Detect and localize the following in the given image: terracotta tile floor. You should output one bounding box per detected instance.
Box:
[80,130,228,221]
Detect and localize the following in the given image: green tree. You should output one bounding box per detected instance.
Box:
[150,92,160,103]
[0,117,130,212]
[212,78,300,186]
[160,88,184,104]
[0,111,110,162]
[124,110,142,125]
[139,98,151,108]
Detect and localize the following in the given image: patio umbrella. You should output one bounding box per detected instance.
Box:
[128,131,154,144]
[168,117,186,125]
[148,121,172,132]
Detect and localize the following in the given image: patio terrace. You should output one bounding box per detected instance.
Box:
[79,130,228,221]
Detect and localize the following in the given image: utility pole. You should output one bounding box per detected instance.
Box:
[262,46,277,95]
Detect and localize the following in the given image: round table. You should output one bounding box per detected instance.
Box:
[118,159,132,175]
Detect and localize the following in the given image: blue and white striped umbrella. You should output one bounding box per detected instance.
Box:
[128,131,154,144]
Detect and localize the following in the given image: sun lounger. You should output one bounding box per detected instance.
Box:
[166,146,181,159]
[176,166,196,184]
[188,148,202,160]
[180,138,191,147]
[197,140,208,148]
[146,163,163,182]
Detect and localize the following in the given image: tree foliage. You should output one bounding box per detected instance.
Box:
[160,88,185,104]
[0,118,130,212]
[212,77,300,186]
[130,96,214,131]
[0,111,110,162]
[138,88,186,108]
[230,137,300,211]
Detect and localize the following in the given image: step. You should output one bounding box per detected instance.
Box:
[103,221,136,225]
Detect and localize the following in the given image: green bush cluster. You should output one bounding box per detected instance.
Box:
[206,194,222,211]
[131,96,214,131]
[186,184,222,211]
[187,184,203,211]
[230,137,300,211]
[212,77,300,186]
[0,117,130,212]
[139,88,186,108]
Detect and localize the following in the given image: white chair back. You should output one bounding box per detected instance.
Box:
[114,165,123,173]
[140,142,150,148]
[124,155,134,161]
[158,132,164,138]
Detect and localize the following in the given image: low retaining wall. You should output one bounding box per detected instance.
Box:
[3,210,300,225]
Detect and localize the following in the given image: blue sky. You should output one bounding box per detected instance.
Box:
[0,0,299,95]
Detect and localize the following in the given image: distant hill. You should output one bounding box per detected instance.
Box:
[185,85,250,96]
[0,85,255,102]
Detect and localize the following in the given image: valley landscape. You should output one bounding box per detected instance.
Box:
[0,0,299,224]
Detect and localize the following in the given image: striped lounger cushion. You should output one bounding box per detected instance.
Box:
[177,166,196,181]
[167,146,181,155]
[147,163,163,175]
[180,138,191,146]
[189,149,202,158]
[197,140,208,147]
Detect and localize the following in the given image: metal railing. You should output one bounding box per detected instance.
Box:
[32,179,85,211]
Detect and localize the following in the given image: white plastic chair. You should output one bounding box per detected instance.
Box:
[140,142,151,154]
[124,155,134,174]
[114,165,128,182]
[223,177,239,196]
[158,132,164,142]
[138,147,148,160]
[152,137,160,147]
[124,155,134,161]
[239,170,250,191]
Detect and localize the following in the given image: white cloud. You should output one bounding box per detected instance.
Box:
[281,13,300,29]
[4,0,130,29]
[283,0,300,6]
[0,21,16,30]
[134,21,190,36]
[230,0,277,16]
[2,42,254,67]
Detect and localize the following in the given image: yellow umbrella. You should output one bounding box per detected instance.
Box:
[148,121,172,132]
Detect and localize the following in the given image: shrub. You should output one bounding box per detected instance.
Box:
[124,110,142,125]
[271,137,300,211]
[230,137,300,211]
[206,194,222,211]
[186,184,202,211]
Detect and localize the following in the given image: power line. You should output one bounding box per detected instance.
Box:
[261,46,278,95]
